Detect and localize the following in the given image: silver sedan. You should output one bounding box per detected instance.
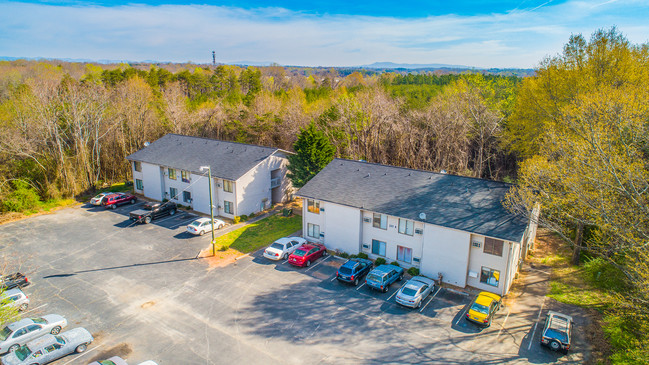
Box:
[0,315,67,353]
[1,327,93,365]
[395,276,435,308]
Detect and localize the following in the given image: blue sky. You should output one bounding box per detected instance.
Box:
[0,0,647,68]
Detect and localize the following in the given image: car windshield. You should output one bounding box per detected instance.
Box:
[31,318,47,324]
[293,249,307,257]
[402,287,418,296]
[470,302,489,315]
[54,335,65,344]
[15,345,31,361]
[366,273,384,283]
[544,328,568,343]
[0,326,12,340]
[93,194,106,199]
[190,221,202,227]
[270,243,284,250]
[143,204,155,211]
[99,361,118,365]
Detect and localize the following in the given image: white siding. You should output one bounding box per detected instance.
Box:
[191,173,211,214]
[235,155,287,216]
[420,224,471,288]
[360,212,424,269]
[302,198,325,243]
[132,162,144,195]
[163,168,193,207]
[141,162,164,201]
[466,235,511,295]
[323,203,361,254]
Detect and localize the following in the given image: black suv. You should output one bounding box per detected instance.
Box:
[129,201,177,224]
[541,311,573,353]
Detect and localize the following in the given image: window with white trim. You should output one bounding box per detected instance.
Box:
[307,223,320,238]
[169,187,178,200]
[224,201,233,214]
[397,245,412,263]
[372,239,386,256]
[135,179,143,190]
[398,219,414,236]
[373,213,387,230]
[134,161,142,172]
[307,199,320,214]
[223,180,233,193]
[181,171,190,183]
[480,267,500,287]
[168,168,177,180]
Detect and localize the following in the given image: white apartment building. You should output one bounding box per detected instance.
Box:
[297,159,538,296]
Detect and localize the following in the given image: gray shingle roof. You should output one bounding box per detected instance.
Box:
[126,134,282,181]
[297,159,529,242]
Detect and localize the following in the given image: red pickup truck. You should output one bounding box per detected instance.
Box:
[102,192,137,209]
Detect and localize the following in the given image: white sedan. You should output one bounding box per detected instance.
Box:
[186,217,226,236]
[263,237,307,260]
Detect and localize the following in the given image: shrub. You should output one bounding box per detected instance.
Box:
[339,252,349,259]
[375,257,386,266]
[349,254,358,259]
[390,261,400,267]
[162,198,169,203]
[1,181,41,212]
[240,214,249,222]
[357,252,369,259]
[218,245,229,251]
[233,216,241,224]
[248,212,256,218]
[407,267,420,276]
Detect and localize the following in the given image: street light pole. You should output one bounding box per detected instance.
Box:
[200,165,216,256]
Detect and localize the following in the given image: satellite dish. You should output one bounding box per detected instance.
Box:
[419,212,427,220]
[144,141,150,147]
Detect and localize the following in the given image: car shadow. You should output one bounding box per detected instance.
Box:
[174,232,196,240]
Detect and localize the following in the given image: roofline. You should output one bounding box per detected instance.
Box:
[330,158,515,187]
[295,194,526,243]
[163,133,281,152]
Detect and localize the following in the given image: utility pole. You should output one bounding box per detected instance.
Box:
[212,51,216,66]
[200,165,216,256]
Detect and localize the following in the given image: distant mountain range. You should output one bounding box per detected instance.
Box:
[358,61,480,69]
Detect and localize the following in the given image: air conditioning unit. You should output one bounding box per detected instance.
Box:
[415,228,423,235]
[320,208,325,212]
[413,257,420,263]
[363,217,371,223]
[362,244,370,249]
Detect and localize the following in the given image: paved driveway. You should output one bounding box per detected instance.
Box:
[0,205,588,364]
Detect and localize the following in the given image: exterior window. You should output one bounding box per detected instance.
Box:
[307,199,320,214]
[135,179,143,190]
[223,180,234,193]
[484,238,504,256]
[181,171,190,183]
[373,213,387,230]
[169,187,178,200]
[134,161,142,172]
[372,239,386,256]
[168,168,176,180]
[398,219,414,236]
[307,223,320,238]
[224,201,233,214]
[480,267,500,287]
[183,191,192,203]
[397,246,412,263]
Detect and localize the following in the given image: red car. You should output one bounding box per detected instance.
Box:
[102,192,137,209]
[288,243,327,267]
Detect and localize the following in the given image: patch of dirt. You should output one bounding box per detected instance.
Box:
[198,247,248,269]
[86,343,133,363]
[0,202,82,225]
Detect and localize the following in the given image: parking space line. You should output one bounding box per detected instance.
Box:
[168,217,199,229]
[419,287,441,313]
[305,255,331,272]
[497,308,511,338]
[282,259,289,265]
[330,276,338,282]
[527,297,545,350]
[387,282,407,301]
[356,282,366,291]
[60,343,104,365]
[21,303,48,314]
[456,301,470,326]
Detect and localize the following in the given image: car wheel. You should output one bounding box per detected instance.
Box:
[549,340,561,351]
[144,216,152,224]
[18,303,28,311]
[169,209,176,216]
[306,260,311,267]
[50,326,62,335]
[218,224,223,229]
[199,230,205,236]
[111,204,117,209]
[354,278,359,286]
[283,253,289,260]
[383,286,388,293]
[323,250,328,256]
[398,274,403,281]
[417,300,422,308]
[76,344,88,353]
[130,199,136,204]
[8,344,20,352]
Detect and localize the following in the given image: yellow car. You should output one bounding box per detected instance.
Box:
[465,291,502,327]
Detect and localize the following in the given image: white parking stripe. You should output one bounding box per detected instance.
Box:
[21,303,48,314]
[527,298,545,350]
[419,287,441,313]
[356,282,366,291]
[60,343,104,365]
[330,276,338,281]
[388,282,407,301]
[305,255,331,272]
[456,302,470,326]
[170,217,200,229]
[497,308,511,338]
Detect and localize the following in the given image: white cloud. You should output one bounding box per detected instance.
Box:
[0,0,647,68]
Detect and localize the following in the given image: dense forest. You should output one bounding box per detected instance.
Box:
[1,28,648,362]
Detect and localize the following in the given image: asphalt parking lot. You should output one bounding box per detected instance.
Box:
[0,203,587,364]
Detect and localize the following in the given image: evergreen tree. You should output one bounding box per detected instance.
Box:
[287,123,335,188]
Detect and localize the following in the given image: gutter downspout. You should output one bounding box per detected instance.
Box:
[503,242,513,296]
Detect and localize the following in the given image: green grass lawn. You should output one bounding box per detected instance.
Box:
[214,213,302,253]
